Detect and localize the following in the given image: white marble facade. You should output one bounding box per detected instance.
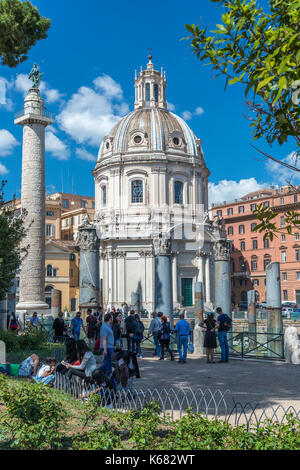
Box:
[93,56,216,312]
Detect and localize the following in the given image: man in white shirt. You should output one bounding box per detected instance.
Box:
[147,312,162,357]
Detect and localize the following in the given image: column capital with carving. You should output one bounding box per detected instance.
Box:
[75,223,100,252]
[213,239,232,261]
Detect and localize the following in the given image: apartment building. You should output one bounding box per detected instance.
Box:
[211,185,300,306]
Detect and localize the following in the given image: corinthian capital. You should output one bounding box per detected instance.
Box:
[153,233,171,256]
[213,239,232,261]
[76,224,100,252]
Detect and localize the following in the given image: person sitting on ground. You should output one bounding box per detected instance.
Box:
[30,312,43,330]
[18,354,39,378]
[35,357,56,385]
[65,340,97,380]
[200,313,217,363]
[132,314,145,358]
[52,312,65,342]
[159,316,174,361]
[174,313,192,364]
[56,338,79,375]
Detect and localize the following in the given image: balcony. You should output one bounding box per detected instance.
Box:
[15,107,53,120]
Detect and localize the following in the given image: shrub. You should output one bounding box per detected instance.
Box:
[0,327,48,353]
[72,424,121,450]
[0,375,65,449]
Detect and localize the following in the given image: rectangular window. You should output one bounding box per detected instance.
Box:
[65,219,69,227]
[250,203,256,211]
[283,290,288,301]
[264,258,271,269]
[239,225,245,234]
[253,279,259,286]
[240,241,245,251]
[71,217,74,226]
[81,200,87,208]
[294,194,298,203]
[296,250,300,261]
[78,215,81,224]
[46,211,54,217]
[251,223,257,232]
[174,181,184,204]
[281,234,286,242]
[46,224,55,237]
[227,208,233,215]
[238,206,244,214]
[280,197,284,205]
[281,251,286,263]
[282,272,287,281]
[228,227,233,235]
[63,199,69,209]
[251,260,257,271]
[252,240,258,250]
[297,272,300,281]
[92,201,95,209]
[264,239,269,248]
[264,201,270,208]
[216,209,222,217]
[280,216,285,228]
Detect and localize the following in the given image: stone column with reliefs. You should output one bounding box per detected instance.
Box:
[213,239,232,317]
[153,233,173,326]
[15,86,53,313]
[76,221,100,314]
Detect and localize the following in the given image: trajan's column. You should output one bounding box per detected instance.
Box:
[15,65,53,313]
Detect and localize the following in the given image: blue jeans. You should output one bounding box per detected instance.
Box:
[178,336,189,362]
[73,330,80,340]
[99,347,114,372]
[35,374,55,385]
[133,337,142,355]
[218,331,229,362]
[153,331,161,357]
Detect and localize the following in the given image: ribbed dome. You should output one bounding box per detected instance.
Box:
[98,107,203,161]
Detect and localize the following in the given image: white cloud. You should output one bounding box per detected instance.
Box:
[57,76,128,147]
[265,151,300,185]
[0,162,9,175]
[15,74,63,104]
[167,101,175,111]
[75,147,97,162]
[0,77,14,110]
[182,110,193,121]
[44,88,64,104]
[208,177,268,206]
[0,129,19,156]
[195,106,205,116]
[45,129,70,160]
[181,106,205,121]
[93,74,123,99]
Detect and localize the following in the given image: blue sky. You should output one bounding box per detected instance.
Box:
[0,0,297,204]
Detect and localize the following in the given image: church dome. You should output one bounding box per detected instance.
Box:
[97,56,204,163]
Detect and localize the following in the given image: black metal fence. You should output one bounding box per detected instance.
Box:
[224,331,284,360]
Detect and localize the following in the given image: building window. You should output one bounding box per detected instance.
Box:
[46,265,53,277]
[46,224,55,237]
[65,219,69,227]
[240,260,246,272]
[238,206,244,214]
[264,201,270,208]
[251,223,257,232]
[280,197,284,205]
[264,239,270,248]
[63,199,69,209]
[282,272,287,281]
[146,83,150,103]
[154,83,159,102]
[251,260,257,271]
[295,233,299,241]
[78,215,81,224]
[174,181,184,204]
[253,279,259,286]
[250,203,256,211]
[92,201,95,209]
[296,249,300,261]
[252,239,258,250]
[102,186,107,206]
[46,211,54,216]
[71,217,74,226]
[216,210,222,217]
[131,180,143,203]
[70,298,76,312]
[281,251,286,263]
[240,241,245,251]
[283,290,288,301]
[227,208,233,215]
[281,234,286,242]
[53,268,58,277]
[239,225,245,234]
[264,258,271,269]
[81,200,87,209]
[228,226,233,236]
[294,194,298,203]
[297,272,300,281]
[280,216,285,228]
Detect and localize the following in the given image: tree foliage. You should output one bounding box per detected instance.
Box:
[185,0,300,148]
[0,0,50,67]
[0,180,27,300]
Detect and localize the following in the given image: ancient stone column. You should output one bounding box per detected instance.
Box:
[247,289,257,349]
[266,262,283,358]
[213,239,232,316]
[51,289,61,317]
[15,87,53,313]
[154,234,173,326]
[76,221,100,317]
[131,292,140,313]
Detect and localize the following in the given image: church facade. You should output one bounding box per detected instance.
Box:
[92,57,219,313]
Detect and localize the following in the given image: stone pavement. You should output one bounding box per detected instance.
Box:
[136,351,300,410]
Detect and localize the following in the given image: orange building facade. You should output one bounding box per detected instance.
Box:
[211,186,300,307]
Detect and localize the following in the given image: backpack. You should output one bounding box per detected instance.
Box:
[134,321,144,336]
[161,322,170,340]
[222,314,232,332]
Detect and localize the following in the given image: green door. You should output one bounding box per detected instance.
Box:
[181,278,193,307]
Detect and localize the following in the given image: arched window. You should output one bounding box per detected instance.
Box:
[102,186,107,206]
[131,180,143,203]
[146,83,150,103]
[47,265,53,277]
[174,181,184,204]
[154,84,159,102]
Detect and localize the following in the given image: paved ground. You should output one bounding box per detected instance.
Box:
[135,350,300,410]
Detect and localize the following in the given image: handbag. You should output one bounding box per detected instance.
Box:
[188,342,194,354]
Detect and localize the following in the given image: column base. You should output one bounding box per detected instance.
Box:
[16,301,49,312]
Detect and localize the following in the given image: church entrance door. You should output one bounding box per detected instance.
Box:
[181,278,193,307]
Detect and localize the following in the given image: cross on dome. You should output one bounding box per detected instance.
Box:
[134,54,167,110]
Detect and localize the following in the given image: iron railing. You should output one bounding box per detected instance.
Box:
[15,107,53,120]
[223,331,285,360]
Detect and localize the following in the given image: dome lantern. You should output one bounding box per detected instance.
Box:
[134,54,167,110]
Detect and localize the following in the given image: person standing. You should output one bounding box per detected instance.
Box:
[52,312,65,342]
[147,312,162,357]
[86,309,98,347]
[124,310,135,352]
[132,314,145,358]
[200,313,217,363]
[8,312,19,332]
[70,311,87,340]
[99,313,114,372]
[159,316,174,361]
[112,312,123,351]
[174,313,192,364]
[216,307,232,363]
